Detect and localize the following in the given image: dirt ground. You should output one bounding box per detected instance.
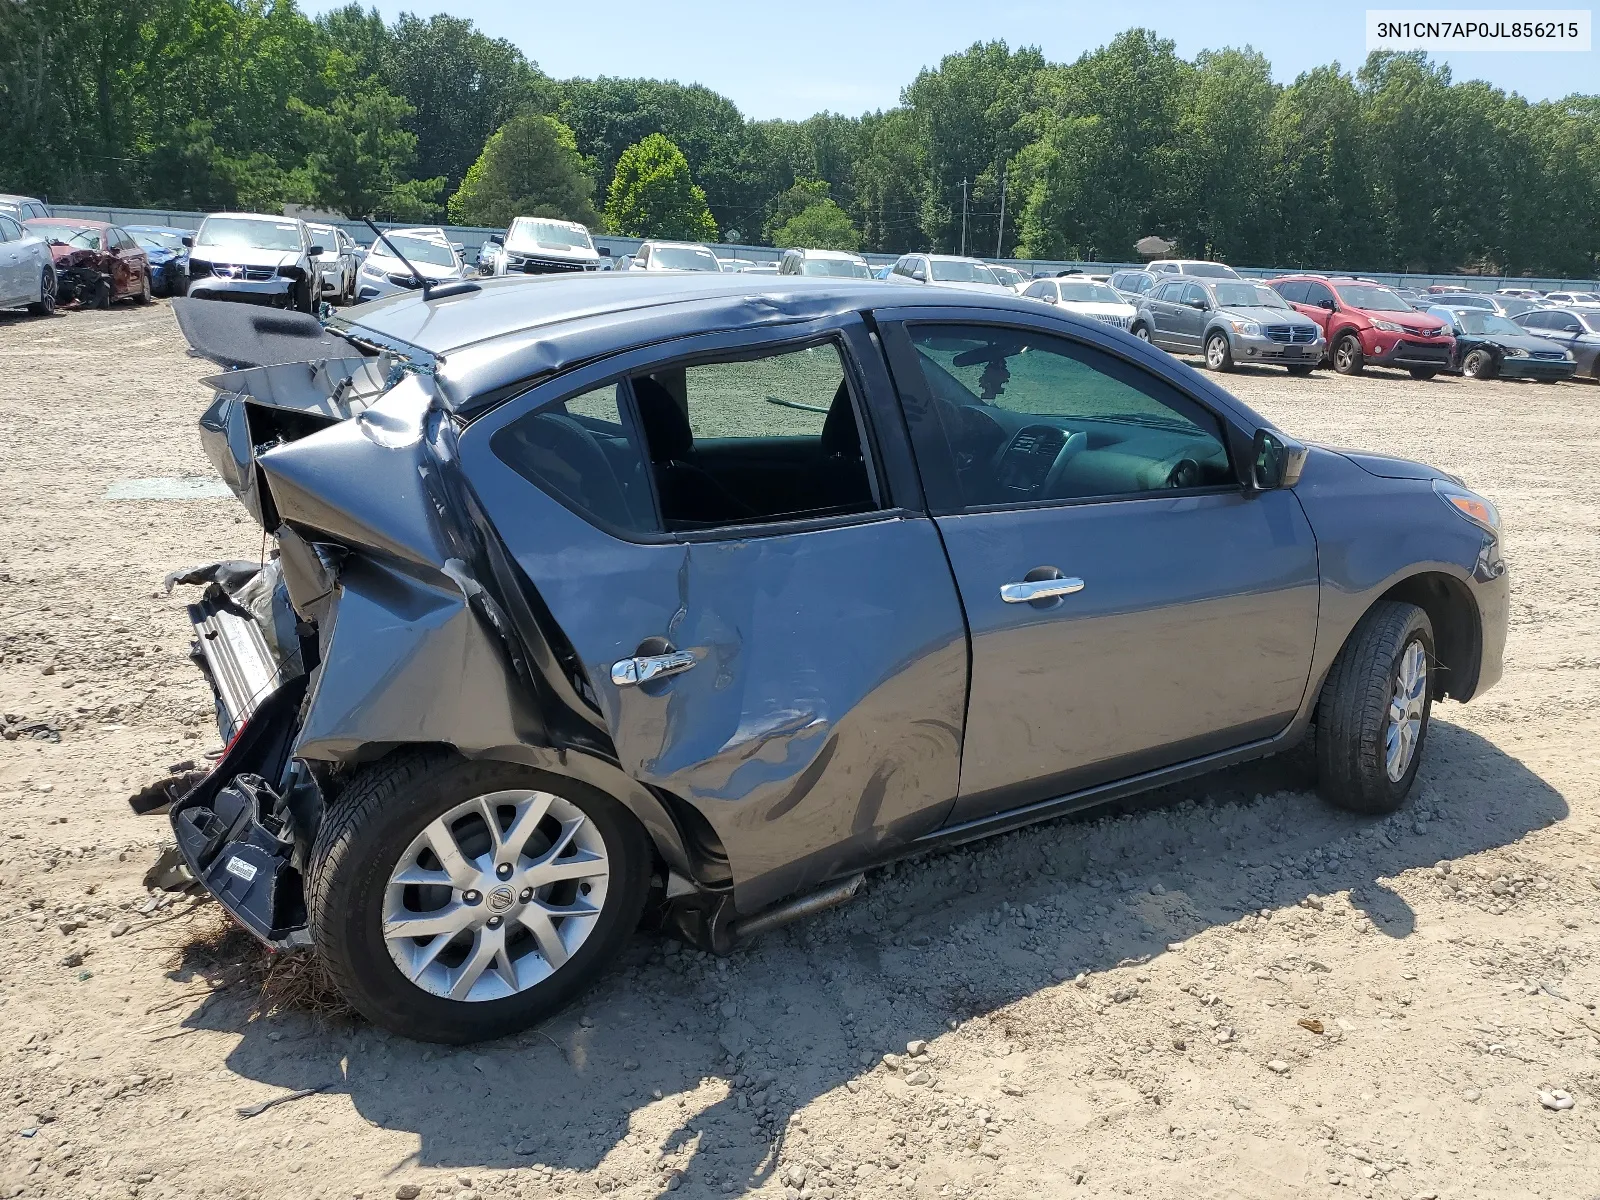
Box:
[1,301,1597,1200]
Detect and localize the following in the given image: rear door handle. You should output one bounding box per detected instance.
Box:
[1000,577,1085,604]
[611,650,697,687]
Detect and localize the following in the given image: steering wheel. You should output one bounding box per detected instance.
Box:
[1040,430,1090,497]
[1165,458,1201,489]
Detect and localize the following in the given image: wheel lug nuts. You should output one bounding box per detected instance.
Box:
[519,888,533,903]
[463,890,481,905]
[487,916,502,929]
[496,863,512,879]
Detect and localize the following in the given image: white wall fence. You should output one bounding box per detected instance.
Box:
[51,203,1600,294]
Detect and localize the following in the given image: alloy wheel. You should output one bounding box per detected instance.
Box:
[381,789,610,1002]
[1206,336,1228,369]
[1384,639,1428,782]
[1335,340,1356,371]
[39,268,56,314]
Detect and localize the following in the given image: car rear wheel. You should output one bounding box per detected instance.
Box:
[134,270,152,305]
[26,267,56,316]
[1204,331,1234,372]
[1314,601,1434,815]
[1332,333,1365,375]
[1462,348,1497,380]
[307,749,652,1043]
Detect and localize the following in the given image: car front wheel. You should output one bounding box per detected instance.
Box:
[1204,331,1234,371]
[307,750,653,1043]
[1462,348,1497,380]
[1314,601,1434,814]
[1332,333,1365,375]
[1132,324,1151,342]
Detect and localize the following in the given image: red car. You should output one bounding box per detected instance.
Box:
[23,218,152,308]
[1268,275,1454,379]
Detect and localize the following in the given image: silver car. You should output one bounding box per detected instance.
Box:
[1134,278,1325,374]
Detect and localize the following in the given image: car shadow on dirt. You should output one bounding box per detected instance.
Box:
[169,717,1565,1197]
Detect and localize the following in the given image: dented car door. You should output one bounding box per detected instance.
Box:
[457,313,970,914]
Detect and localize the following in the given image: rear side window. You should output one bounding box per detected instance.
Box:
[490,383,657,536]
[1273,280,1308,303]
[630,341,879,531]
[0,216,16,242]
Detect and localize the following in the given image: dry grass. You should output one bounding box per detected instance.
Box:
[170,902,357,1023]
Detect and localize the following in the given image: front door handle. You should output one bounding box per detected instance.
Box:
[1000,576,1085,604]
[611,649,697,687]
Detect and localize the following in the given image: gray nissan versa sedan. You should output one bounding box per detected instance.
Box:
[139,275,1507,1043]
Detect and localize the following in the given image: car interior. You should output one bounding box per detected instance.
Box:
[911,330,1235,504]
[491,342,881,535]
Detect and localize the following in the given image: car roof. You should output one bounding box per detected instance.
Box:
[789,248,866,261]
[26,216,110,230]
[924,254,990,263]
[642,240,714,250]
[125,224,189,234]
[336,273,1199,408]
[0,193,45,203]
[202,212,304,223]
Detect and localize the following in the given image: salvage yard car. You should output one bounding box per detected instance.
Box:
[126,225,193,298]
[24,217,152,307]
[1021,276,1138,330]
[1133,277,1323,374]
[355,228,471,301]
[0,213,58,314]
[1514,307,1600,380]
[143,275,1508,1044]
[485,217,603,275]
[186,213,325,311]
[1270,275,1454,379]
[1426,305,1576,383]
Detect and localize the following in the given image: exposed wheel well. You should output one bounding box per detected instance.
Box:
[1376,572,1482,701]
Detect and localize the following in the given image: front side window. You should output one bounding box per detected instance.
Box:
[0,216,16,242]
[1302,282,1335,307]
[631,341,878,530]
[908,325,1232,508]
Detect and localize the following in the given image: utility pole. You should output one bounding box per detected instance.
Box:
[959,178,968,256]
[995,165,1007,259]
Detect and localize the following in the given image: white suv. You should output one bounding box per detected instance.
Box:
[886,254,1011,292]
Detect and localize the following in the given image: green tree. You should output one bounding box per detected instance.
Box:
[603,134,718,240]
[773,200,860,251]
[289,82,445,219]
[448,113,598,227]
[763,178,832,242]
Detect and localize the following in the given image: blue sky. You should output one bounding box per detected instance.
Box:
[304,0,1598,119]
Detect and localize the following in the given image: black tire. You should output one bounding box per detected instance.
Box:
[1462,348,1497,380]
[134,270,152,305]
[1408,368,1438,381]
[1204,331,1234,372]
[26,267,56,316]
[307,749,652,1043]
[1132,324,1152,342]
[1331,332,1365,375]
[1314,601,1434,815]
[1286,364,1314,376]
[92,275,112,310]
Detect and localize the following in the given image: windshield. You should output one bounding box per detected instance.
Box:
[133,231,185,252]
[1181,262,1239,278]
[1210,282,1288,309]
[508,218,594,253]
[931,260,999,284]
[1456,311,1525,336]
[1437,292,1492,309]
[372,234,457,267]
[799,257,872,278]
[1496,297,1541,316]
[652,245,720,271]
[31,222,101,249]
[1057,281,1125,304]
[1333,283,1413,312]
[989,265,1025,286]
[196,217,303,252]
[306,224,339,249]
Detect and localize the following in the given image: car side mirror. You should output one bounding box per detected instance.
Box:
[598,246,612,256]
[1251,429,1308,491]
[487,233,504,245]
[181,235,194,248]
[911,267,927,282]
[1186,297,1208,310]
[1318,298,1335,311]
[308,244,325,256]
